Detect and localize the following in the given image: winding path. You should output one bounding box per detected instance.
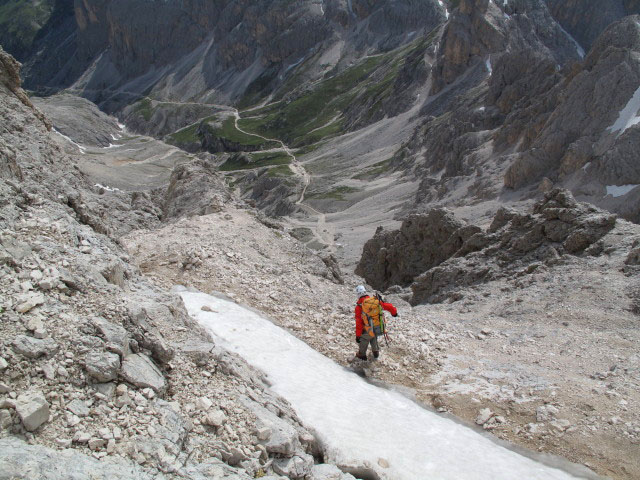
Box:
[134,97,336,253]
[230,110,336,254]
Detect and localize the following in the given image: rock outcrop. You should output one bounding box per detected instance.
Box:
[0,47,353,480]
[163,158,234,219]
[357,190,617,304]
[545,0,640,52]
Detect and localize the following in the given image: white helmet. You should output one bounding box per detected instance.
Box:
[355,285,367,297]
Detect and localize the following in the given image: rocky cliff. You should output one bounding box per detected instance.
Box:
[0,47,357,480]
[356,189,618,304]
[15,0,444,113]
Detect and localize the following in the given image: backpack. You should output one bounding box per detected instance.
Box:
[360,295,386,337]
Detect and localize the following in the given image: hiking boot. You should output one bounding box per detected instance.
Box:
[355,353,367,361]
[373,351,380,359]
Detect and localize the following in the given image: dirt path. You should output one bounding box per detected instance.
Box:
[231,110,336,254]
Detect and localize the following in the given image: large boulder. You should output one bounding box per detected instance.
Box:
[357,190,617,304]
[84,351,121,383]
[355,208,479,291]
[15,391,49,431]
[11,335,58,359]
[120,354,166,393]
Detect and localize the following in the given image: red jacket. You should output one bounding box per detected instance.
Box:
[355,295,397,336]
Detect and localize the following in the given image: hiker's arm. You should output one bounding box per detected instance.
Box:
[354,305,364,336]
[381,302,398,317]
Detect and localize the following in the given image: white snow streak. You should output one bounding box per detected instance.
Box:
[558,25,585,59]
[285,57,304,73]
[180,291,587,480]
[438,0,449,19]
[606,184,638,197]
[94,183,121,192]
[485,56,492,75]
[53,129,86,154]
[608,85,640,136]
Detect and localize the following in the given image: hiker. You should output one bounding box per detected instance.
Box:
[354,285,397,360]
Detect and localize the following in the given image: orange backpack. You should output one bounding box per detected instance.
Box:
[360,296,385,337]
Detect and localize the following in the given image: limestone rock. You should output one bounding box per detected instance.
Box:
[120,354,166,393]
[14,292,45,313]
[0,436,154,479]
[202,409,227,427]
[272,453,314,479]
[242,399,301,455]
[310,464,358,480]
[66,399,89,417]
[536,404,560,422]
[476,408,494,425]
[84,351,121,383]
[91,317,130,357]
[15,391,49,431]
[11,335,58,358]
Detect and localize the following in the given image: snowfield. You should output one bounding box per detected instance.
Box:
[180,290,594,480]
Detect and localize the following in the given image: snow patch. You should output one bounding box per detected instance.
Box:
[582,162,590,172]
[180,291,585,480]
[285,57,305,73]
[608,85,640,136]
[53,129,86,154]
[94,183,121,192]
[558,25,585,59]
[485,56,492,75]
[606,184,639,197]
[438,0,449,19]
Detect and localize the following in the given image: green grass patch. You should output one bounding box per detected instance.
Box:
[235,34,439,147]
[352,159,393,180]
[133,98,154,121]
[236,55,388,146]
[206,117,279,149]
[307,186,360,201]
[219,151,291,171]
[294,142,323,156]
[267,165,295,177]
[0,0,53,59]
[166,123,200,145]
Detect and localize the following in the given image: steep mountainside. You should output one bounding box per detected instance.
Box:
[4,0,640,230]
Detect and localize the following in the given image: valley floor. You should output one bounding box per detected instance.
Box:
[124,205,640,480]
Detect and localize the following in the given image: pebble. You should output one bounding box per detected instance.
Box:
[0,358,7,370]
[476,408,494,425]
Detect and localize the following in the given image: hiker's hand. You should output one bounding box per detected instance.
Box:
[392,313,398,317]
[356,336,361,344]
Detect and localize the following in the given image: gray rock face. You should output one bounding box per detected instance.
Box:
[163,159,233,220]
[0,436,153,479]
[90,317,130,357]
[84,351,121,383]
[355,208,479,291]
[243,399,302,456]
[310,464,357,480]
[15,391,49,431]
[358,190,617,304]
[11,335,58,358]
[32,94,121,147]
[501,16,640,221]
[120,354,166,393]
[545,0,640,52]
[273,454,314,479]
